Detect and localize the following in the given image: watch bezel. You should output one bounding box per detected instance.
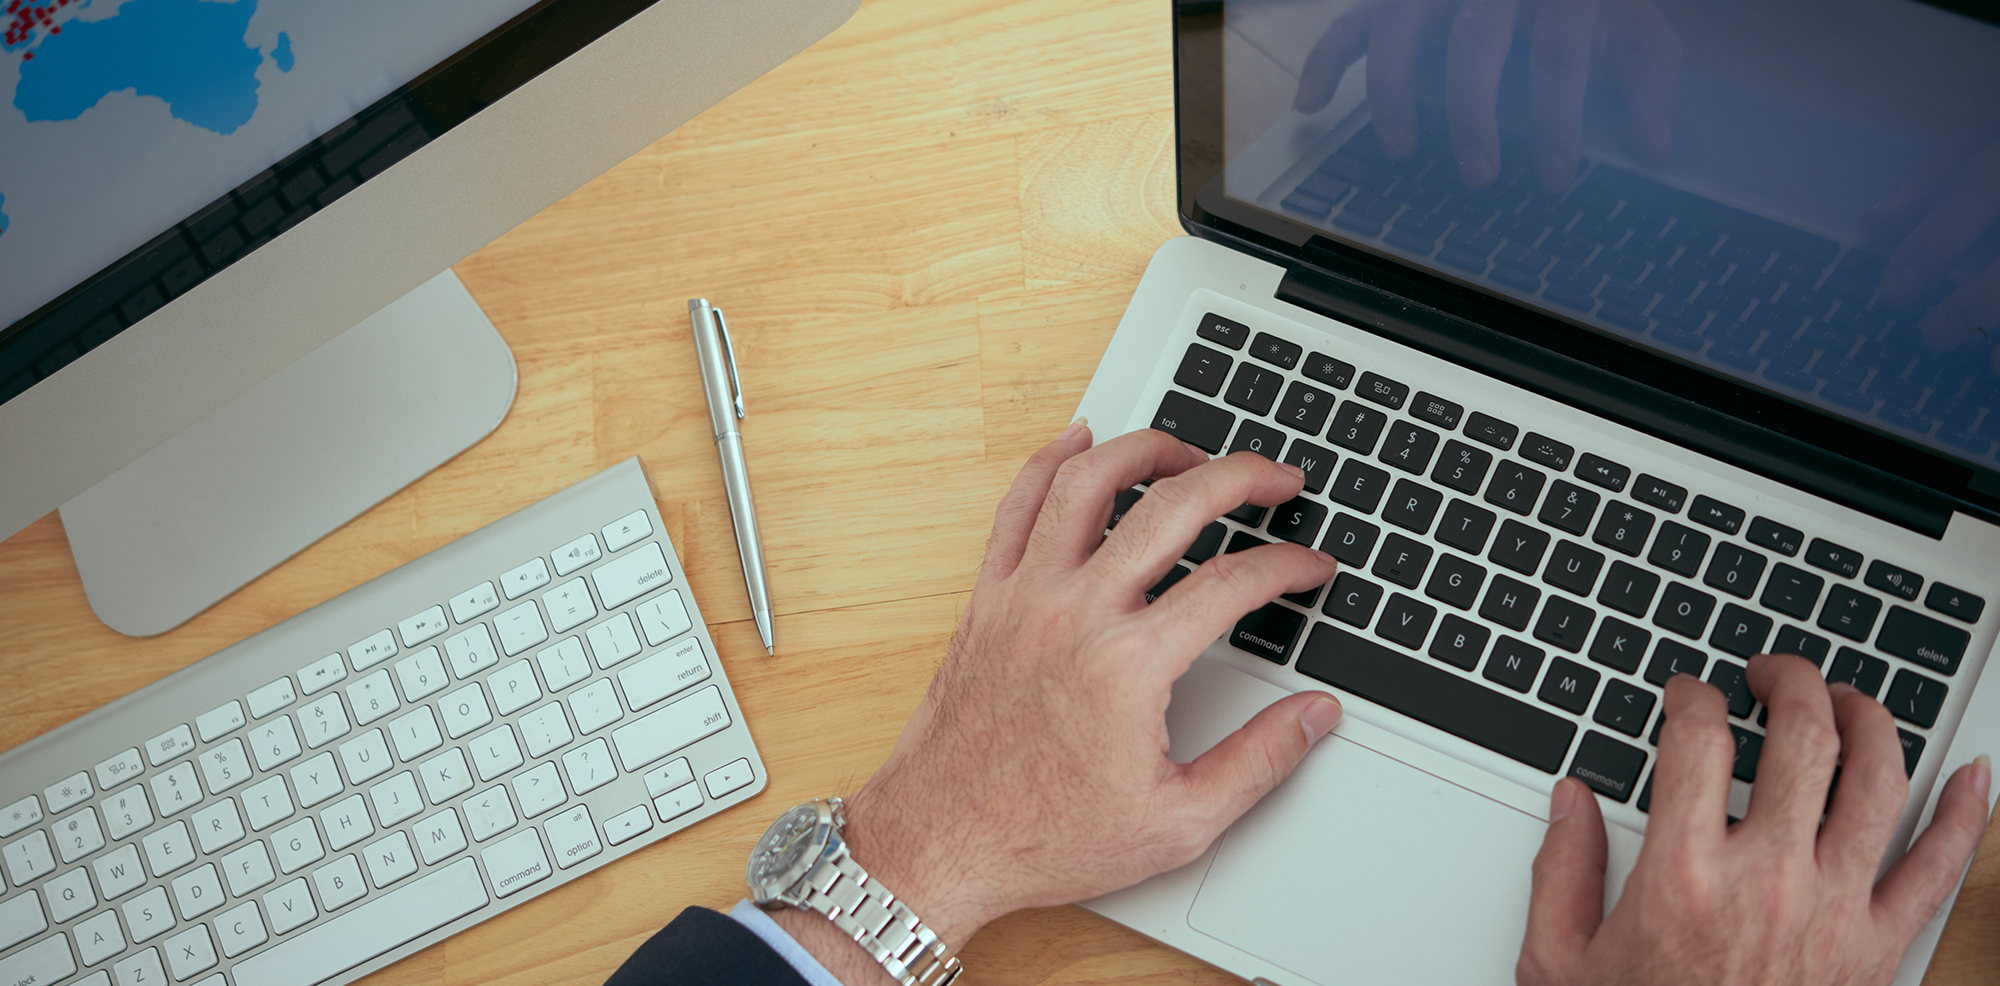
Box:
[747,800,836,906]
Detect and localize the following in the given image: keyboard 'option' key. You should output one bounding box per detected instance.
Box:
[546,805,602,870]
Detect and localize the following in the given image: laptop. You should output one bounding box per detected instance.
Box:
[1075,3,2000,983]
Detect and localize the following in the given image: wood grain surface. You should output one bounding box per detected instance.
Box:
[2,1,1993,984]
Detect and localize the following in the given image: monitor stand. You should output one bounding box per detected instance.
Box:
[60,270,517,637]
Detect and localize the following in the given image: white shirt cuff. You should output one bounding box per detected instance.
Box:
[728,898,851,986]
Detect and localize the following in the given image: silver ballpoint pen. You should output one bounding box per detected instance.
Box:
[688,298,775,654]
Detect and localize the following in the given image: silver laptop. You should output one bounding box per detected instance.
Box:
[1076,3,2000,983]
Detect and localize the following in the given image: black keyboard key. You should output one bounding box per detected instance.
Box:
[1654,582,1717,639]
[1772,625,1831,667]
[1174,344,1232,397]
[1631,474,1687,512]
[1185,521,1227,562]
[1688,495,1745,535]
[1224,364,1285,417]
[1484,461,1547,515]
[1520,433,1574,470]
[1708,660,1754,718]
[1591,503,1656,557]
[1574,453,1630,492]
[1709,603,1773,658]
[1702,542,1767,599]
[1818,584,1881,641]
[1594,679,1657,736]
[1229,420,1286,461]
[1328,401,1390,453]
[1330,460,1392,513]
[1898,730,1926,777]
[1376,593,1438,649]
[1759,564,1823,621]
[1108,487,1144,530]
[1925,582,1985,623]
[1298,624,1577,774]
[1233,602,1307,663]
[1320,513,1381,568]
[1480,574,1542,631]
[1543,541,1605,597]
[1372,534,1434,588]
[1864,560,1923,603]
[1647,521,1710,577]
[1645,638,1708,685]
[1540,658,1601,714]
[1143,564,1191,603]
[1425,554,1488,610]
[1225,530,1270,554]
[1884,669,1948,729]
[1746,516,1803,556]
[1538,481,1600,536]
[1876,606,1971,676]
[1730,725,1764,782]
[1535,597,1597,653]
[1268,497,1329,547]
[1249,331,1303,370]
[1197,312,1250,350]
[1227,503,1267,526]
[1597,561,1660,618]
[1274,381,1337,435]
[1429,614,1491,670]
[1152,392,1235,453]
[1356,371,1410,410]
[1324,572,1385,627]
[1302,352,1355,389]
[1431,440,1493,494]
[1485,637,1547,693]
[1436,499,1497,555]
[1805,537,1863,579]
[1382,479,1445,534]
[1588,617,1651,674]
[1463,411,1519,451]
[1410,392,1463,429]
[1568,732,1647,802]
[1378,420,1441,474]
[1827,647,1888,697]
[1282,441,1338,494]
[1282,581,1326,608]
[1489,519,1552,575]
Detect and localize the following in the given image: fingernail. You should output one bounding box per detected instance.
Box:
[1828,682,1859,699]
[1549,778,1578,822]
[1975,754,1992,801]
[1301,696,1342,742]
[1059,417,1088,441]
[1279,462,1306,479]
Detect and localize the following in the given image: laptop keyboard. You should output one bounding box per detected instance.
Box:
[1142,310,1985,811]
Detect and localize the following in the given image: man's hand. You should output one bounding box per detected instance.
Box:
[1519,655,1994,986]
[1864,124,2000,375]
[772,424,1342,982]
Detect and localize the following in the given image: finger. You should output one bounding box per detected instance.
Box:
[1518,778,1608,981]
[1139,540,1336,676]
[1445,0,1518,188]
[1296,7,1375,114]
[1872,756,1995,942]
[1742,653,1842,837]
[1817,683,1909,886]
[1019,428,1209,577]
[1863,134,1985,243]
[1178,690,1343,832]
[1643,674,1734,851]
[1881,138,2000,307]
[1528,0,1596,193]
[1087,451,1310,601]
[1915,256,2000,354]
[983,420,1095,582]
[1365,0,1438,160]
[1610,0,1680,168]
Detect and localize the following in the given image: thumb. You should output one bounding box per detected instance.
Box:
[1519,778,1608,982]
[1180,691,1341,831]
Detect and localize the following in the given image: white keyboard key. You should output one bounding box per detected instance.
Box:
[442,625,500,679]
[215,899,267,957]
[412,809,467,866]
[362,831,417,888]
[369,772,423,827]
[297,654,347,695]
[481,828,550,898]
[189,800,244,855]
[195,701,246,743]
[705,758,756,798]
[165,923,219,980]
[271,818,324,874]
[653,783,702,822]
[536,636,591,692]
[347,629,397,671]
[220,841,275,896]
[544,577,596,633]
[196,738,252,795]
[78,908,127,964]
[642,758,693,798]
[518,702,573,760]
[103,785,154,841]
[569,678,623,735]
[397,606,450,648]
[489,660,542,716]
[611,685,731,771]
[148,761,201,816]
[45,771,95,815]
[494,601,549,656]
[241,776,294,831]
[247,678,297,719]
[634,589,693,647]
[337,729,393,785]
[603,805,653,846]
[544,805,601,870]
[0,795,41,839]
[169,863,225,919]
[251,716,304,772]
[115,946,165,986]
[560,738,616,796]
[0,890,47,951]
[5,830,56,884]
[122,886,174,942]
[393,646,448,702]
[264,878,317,935]
[144,725,197,767]
[319,795,373,851]
[93,844,145,899]
[55,806,107,863]
[602,509,653,553]
[313,855,367,911]
[500,557,551,600]
[232,859,485,986]
[440,683,493,740]
[289,752,344,809]
[463,787,516,843]
[94,749,145,791]
[469,725,523,782]
[618,637,711,711]
[47,866,96,922]
[298,693,352,749]
[552,533,601,576]
[585,613,642,669]
[592,542,672,609]
[0,936,75,986]
[141,821,194,877]
[418,749,473,805]
[387,706,444,762]
[511,762,565,818]
[344,670,399,726]
[448,582,500,624]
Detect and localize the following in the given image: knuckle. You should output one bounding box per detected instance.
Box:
[1662,714,1732,761]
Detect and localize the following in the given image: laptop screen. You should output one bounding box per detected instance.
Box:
[1182,0,2000,503]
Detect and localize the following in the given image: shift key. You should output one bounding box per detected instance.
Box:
[612,685,731,771]
[592,542,673,608]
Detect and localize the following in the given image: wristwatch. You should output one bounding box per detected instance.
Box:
[747,797,963,986]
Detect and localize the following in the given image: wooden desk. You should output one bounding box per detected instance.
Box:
[2,0,1994,983]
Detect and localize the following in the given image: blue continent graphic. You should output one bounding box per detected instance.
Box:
[271,31,292,72]
[14,0,262,135]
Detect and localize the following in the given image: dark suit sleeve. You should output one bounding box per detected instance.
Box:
[603,906,815,986]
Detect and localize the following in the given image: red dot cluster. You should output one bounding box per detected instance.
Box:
[5,0,72,55]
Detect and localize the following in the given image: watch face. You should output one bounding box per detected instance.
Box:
[748,803,823,897]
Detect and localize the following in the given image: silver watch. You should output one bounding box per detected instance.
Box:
[747,797,962,986]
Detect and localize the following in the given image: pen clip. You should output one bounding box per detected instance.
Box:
[712,307,745,420]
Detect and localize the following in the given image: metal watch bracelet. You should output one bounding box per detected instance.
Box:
[797,823,962,986]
